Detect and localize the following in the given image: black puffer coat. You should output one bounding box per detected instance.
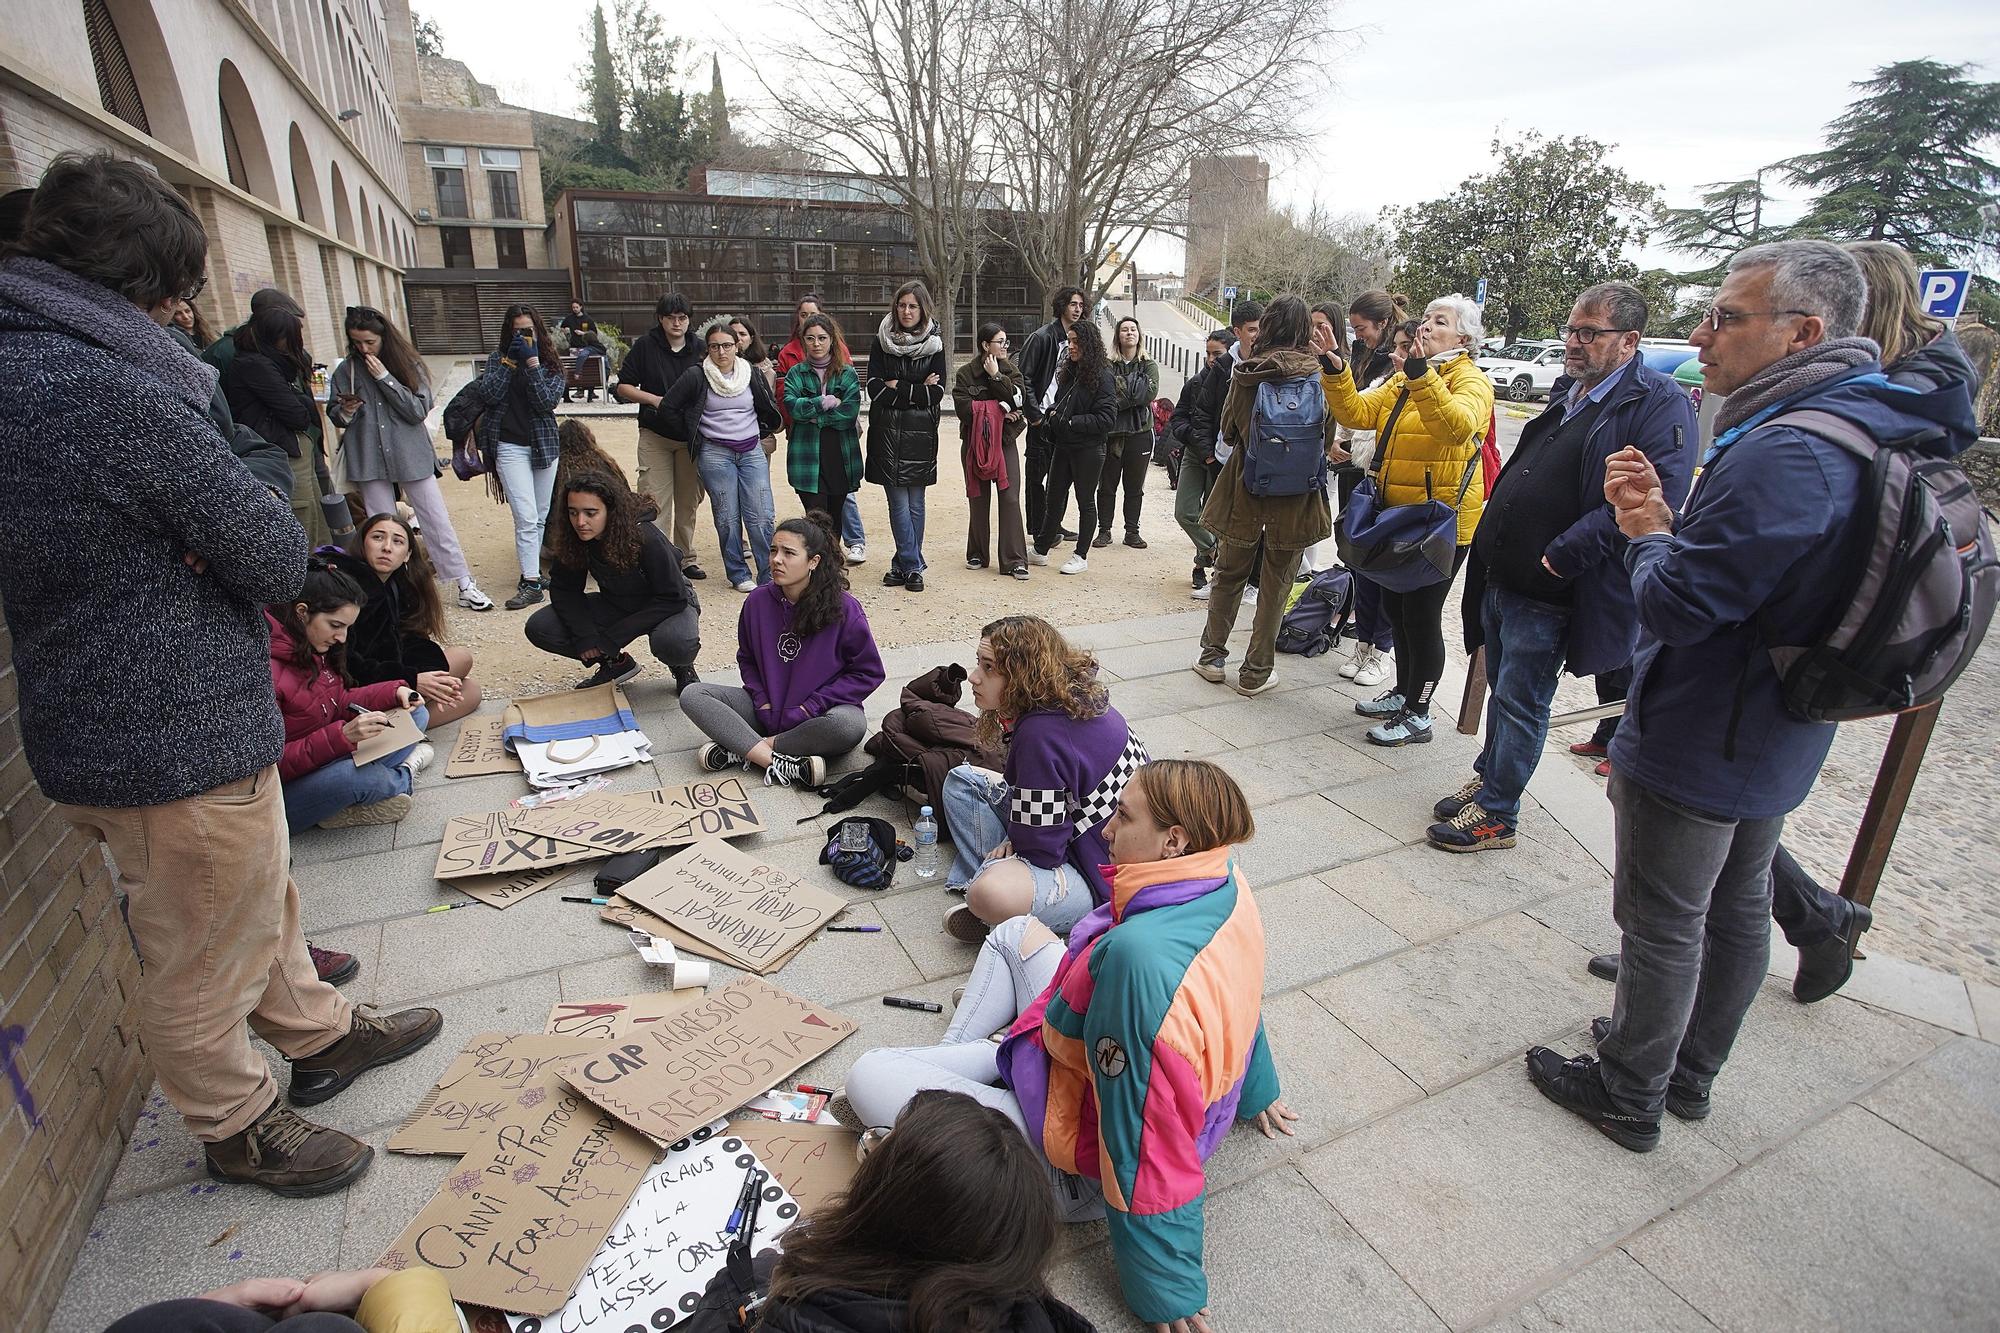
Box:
[864,333,945,487]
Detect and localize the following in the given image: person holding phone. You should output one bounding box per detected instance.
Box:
[267,562,432,832]
[461,304,567,609]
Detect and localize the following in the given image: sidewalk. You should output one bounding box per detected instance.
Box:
[49,606,2000,1332]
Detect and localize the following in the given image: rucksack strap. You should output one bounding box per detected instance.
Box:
[1765,408,1880,460]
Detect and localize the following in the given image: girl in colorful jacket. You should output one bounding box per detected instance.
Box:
[844,759,1297,1332]
[941,615,1149,941]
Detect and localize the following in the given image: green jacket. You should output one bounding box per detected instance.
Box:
[781,361,863,496]
[1199,348,1333,550]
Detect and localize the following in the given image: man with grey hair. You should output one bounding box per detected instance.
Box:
[1429,282,1694,852]
[1525,239,1979,1151]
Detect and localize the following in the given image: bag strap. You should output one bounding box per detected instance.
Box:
[1451,452,1480,507]
[1370,390,1411,479]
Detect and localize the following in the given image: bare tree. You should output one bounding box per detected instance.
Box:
[1230,201,1393,301]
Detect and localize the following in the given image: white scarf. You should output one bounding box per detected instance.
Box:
[703,356,752,398]
[877,313,943,360]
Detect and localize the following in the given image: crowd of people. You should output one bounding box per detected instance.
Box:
[0,150,1988,1333]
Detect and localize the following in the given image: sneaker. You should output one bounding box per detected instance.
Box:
[1011,566,1030,581]
[1124,531,1147,549]
[287,1005,444,1107]
[697,742,740,773]
[1366,710,1434,746]
[578,652,642,690]
[1585,1020,1710,1119]
[733,578,758,593]
[1355,690,1405,718]
[308,944,360,987]
[1242,585,1259,606]
[883,568,907,587]
[826,1092,866,1132]
[456,578,495,612]
[1191,659,1227,683]
[1092,530,1112,548]
[905,573,925,592]
[402,741,436,777]
[1191,562,1208,592]
[844,542,867,565]
[1026,548,1050,566]
[1569,739,1610,758]
[1234,674,1280,698]
[1191,582,1211,601]
[671,663,701,694]
[682,562,709,581]
[1794,901,1872,1004]
[1338,649,1363,680]
[503,577,544,610]
[943,903,991,944]
[205,1102,374,1197]
[968,556,987,570]
[1060,554,1088,575]
[1426,801,1516,851]
[1433,776,1484,821]
[1523,1047,1661,1152]
[765,753,827,788]
[1060,528,1078,542]
[1352,647,1392,688]
[317,793,411,828]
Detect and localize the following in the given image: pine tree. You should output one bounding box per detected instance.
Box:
[1657,175,1784,283]
[708,55,731,146]
[587,2,621,151]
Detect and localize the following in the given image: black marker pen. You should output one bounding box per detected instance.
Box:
[883,995,943,1013]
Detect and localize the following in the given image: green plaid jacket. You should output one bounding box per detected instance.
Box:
[781,361,863,495]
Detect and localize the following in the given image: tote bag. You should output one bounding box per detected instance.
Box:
[1335,389,1480,593]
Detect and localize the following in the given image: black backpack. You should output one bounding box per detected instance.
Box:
[1276,567,1354,657]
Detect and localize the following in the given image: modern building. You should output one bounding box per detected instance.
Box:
[1185,154,1270,299]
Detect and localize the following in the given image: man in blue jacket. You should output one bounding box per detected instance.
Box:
[1430,283,1694,852]
[1525,240,1981,1151]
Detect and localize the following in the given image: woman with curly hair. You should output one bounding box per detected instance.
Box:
[1029,319,1118,574]
[680,511,885,789]
[524,471,701,692]
[941,615,1149,942]
[323,513,484,726]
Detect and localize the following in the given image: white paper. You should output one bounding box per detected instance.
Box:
[517,731,653,789]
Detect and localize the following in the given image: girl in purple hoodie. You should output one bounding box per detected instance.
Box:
[681,511,886,787]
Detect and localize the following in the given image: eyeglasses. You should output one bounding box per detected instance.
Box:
[1559,325,1634,344]
[1704,307,1809,332]
[178,274,208,303]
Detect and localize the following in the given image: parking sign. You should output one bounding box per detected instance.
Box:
[1475,277,1489,306]
[1918,269,1971,319]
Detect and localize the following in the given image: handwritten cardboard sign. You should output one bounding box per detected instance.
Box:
[389,1032,602,1155]
[597,896,816,973]
[353,707,426,766]
[446,716,521,778]
[452,864,570,910]
[618,839,846,974]
[729,1119,861,1218]
[558,979,856,1148]
[509,779,766,853]
[543,992,704,1043]
[506,1124,799,1333]
[434,813,609,881]
[378,1084,661,1315]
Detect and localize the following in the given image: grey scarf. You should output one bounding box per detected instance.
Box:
[1714,336,1879,434]
[877,313,942,360]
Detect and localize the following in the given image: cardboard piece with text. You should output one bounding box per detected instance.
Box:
[433,813,609,881]
[729,1119,862,1219]
[451,864,569,910]
[557,978,856,1147]
[597,896,816,973]
[353,708,426,766]
[542,992,704,1043]
[445,715,521,778]
[618,839,845,974]
[389,1032,603,1155]
[377,1084,661,1315]
[509,778,766,853]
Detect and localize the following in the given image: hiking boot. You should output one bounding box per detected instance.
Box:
[1352,647,1392,688]
[504,577,545,610]
[1794,901,1873,1004]
[1588,953,1621,982]
[1355,689,1404,718]
[1124,531,1147,549]
[1191,658,1227,684]
[765,753,827,788]
[944,903,991,944]
[1523,1047,1660,1152]
[578,652,642,690]
[1426,801,1516,852]
[318,794,411,828]
[309,945,359,987]
[1587,1018,1712,1120]
[287,1005,444,1107]
[1366,710,1433,747]
[698,742,740,773]
[1092,529,1112,548]
[205,1102,374,1197]
[1433,776,1484,821]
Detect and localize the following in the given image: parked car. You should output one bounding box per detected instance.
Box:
[1476,339,1561,371]
[1483,344,1568,401]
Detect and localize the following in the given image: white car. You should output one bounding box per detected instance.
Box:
[1484,344,1568,402]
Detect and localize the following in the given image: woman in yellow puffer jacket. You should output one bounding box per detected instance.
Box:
[1318,295,1494,746]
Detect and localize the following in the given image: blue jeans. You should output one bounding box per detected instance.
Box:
[494,441,556,580]
[842,493,865,547]
[1471,585,1570,826]
[282,704,429,832]
[697,444,775,585]
[939,764,1092,934]
[883,484,927,576]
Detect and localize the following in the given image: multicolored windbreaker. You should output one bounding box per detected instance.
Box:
[996,847,1277,1324]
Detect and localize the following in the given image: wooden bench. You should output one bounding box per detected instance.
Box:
[561,351,610,398]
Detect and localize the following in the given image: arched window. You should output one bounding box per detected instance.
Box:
[217,60,280,204]
[82,0,148,133]
[329,159,354,242]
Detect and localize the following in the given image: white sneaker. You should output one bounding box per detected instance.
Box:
[1026,548,1050,566]
[1242,585,1259,606]
[403,741,436,776]
[1060,554,1088,575]
[733,579,757,593]
[1191,582,1212,601]
[456,578,494,612]
[1338,650,1361,680]
[844,542,867,564]
[1353,647,1393,688]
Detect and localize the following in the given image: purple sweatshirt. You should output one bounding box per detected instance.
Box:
[1005,705,1148,903]
[737,584,886,734]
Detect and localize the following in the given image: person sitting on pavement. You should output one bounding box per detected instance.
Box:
[1525,239,1981,1151]
[942,616,1149,942]
[682,512,885,789]
[842,760,1297,1333]
[104,1266,433,1333]
[324,513,484,728]
[525,470,702,692]
[1429,283,1695,853]
[269,562,434,831]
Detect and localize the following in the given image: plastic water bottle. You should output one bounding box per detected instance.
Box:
[912,806,940,879]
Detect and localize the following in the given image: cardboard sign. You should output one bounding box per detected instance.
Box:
[389,1032,602,1155]
[378,1084,661,1315]
[447,716,521,778]
[434,813,609,881]
[353,707,426,766]
[557,979,857,1147]
[510,779,766,853]
[618,839,846,974]
[597,896,817,974]
[730,1119,861,1218]
[543,993,704,1043]
[452,864,570,910]
[505,1124,800,1333]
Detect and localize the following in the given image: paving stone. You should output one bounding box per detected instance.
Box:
[295,840,474,935]
[1093,637,1209,682]
[1233,792,1400,887]
[1065,621,1148,650]
[1860,1037,2000,1185]
[1521,883,1620,959]
[369,885,631,1005]
[1309,912,1603,1093]
[1256,875,1408,994]
[100,1085,208,1203]
[1472,1248,1719,1332]
[1187,684,1367,748]
[1625,1105,2000,1332]
[1126,711,1236,759]
[1970,979,2000,1043]
[1108,669,1247,723]
[1324,757,1492,844]
[387,770,531,850]
[339,1133,455,1268]
[1298,1060,1733,1330]
[790,974,967,1092]
[291,818,397,866]
[1328,714,1484,773]
[1841,953,1978,1035]
[1212,730,1393,807]
[873,878,983,981]
[1323,837,1605,947]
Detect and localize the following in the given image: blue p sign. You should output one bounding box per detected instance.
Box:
[1918,269,1970,320]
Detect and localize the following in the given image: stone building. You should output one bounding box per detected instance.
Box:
[1184,154,1270,300]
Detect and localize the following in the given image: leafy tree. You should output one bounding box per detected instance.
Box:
[1781,60,2000,265]
[412,11,445,57]
[1230,202,1393,305]
[1391,131,1661,341]
[583,3,620,152]
[611,0,711,187]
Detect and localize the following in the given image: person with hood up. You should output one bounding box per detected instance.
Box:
[866,280,947,592]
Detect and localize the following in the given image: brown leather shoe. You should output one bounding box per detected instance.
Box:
[205,1102,374,1196]
[287,1005,444,1107]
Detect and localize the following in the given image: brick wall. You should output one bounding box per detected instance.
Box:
[0,611,151,1332]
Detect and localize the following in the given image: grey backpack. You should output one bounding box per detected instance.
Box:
[1763,408,1997,721]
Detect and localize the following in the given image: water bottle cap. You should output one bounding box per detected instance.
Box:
[920,806,933,816]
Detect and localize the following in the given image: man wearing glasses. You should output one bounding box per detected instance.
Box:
[1428,283,1694,853]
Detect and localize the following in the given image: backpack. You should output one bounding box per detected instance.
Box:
[1276,567,1354,657]
[442,379,488,481]
[1243,374,1329,497]
[1762,408,1998,721]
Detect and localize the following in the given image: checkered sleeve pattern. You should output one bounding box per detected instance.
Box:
[1010,786,1072,827]
[1074,734,1150,834]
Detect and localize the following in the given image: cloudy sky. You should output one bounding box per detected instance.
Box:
[416,0,2000,273]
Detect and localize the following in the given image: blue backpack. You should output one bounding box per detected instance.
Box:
[1244,375,1329,497]
[1277,567,1354,657]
